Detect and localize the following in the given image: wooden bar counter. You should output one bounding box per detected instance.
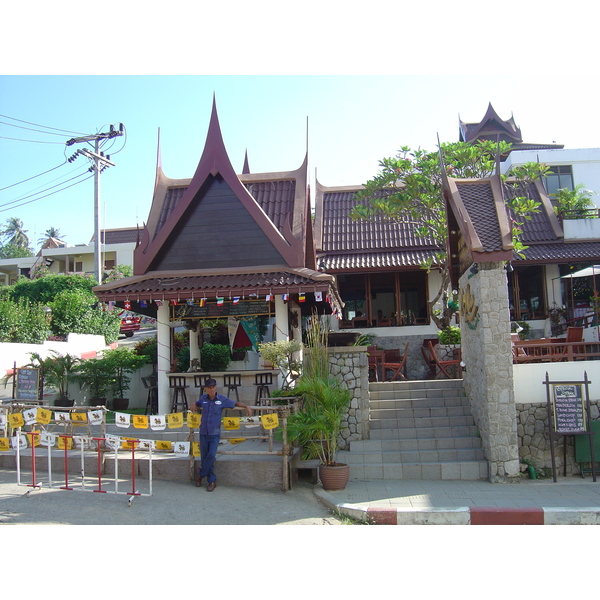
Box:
[167,370,280,406]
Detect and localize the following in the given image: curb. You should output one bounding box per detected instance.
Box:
[313,489,600,525]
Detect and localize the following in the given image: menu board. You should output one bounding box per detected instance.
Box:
[552,384,586,433]
[15,368,40,401]
[171,300,271,321]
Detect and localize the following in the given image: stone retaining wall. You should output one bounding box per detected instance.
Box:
[327,347,370,450]
[516,401,599,475]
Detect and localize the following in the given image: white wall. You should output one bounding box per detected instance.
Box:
[503,148,600,208]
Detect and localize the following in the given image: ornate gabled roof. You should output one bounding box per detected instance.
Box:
[459,103,523,144]
[459,103,563,152]
[314,181,441,272]
[133,97,309,276]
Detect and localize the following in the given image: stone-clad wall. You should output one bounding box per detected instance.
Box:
[460,262,520,482]
[517,401,599,475]
[327,346,370,450]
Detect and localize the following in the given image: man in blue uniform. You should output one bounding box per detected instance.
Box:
[192,378,252,491]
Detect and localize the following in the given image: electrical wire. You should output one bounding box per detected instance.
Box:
[0,169,92,210]
[0,119,76,138]
[0,113,87,136]
[0,135,64,144]
[0,173,94,213]
[0,160,68,192]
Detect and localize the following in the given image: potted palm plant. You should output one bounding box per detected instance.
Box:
[75,356,112,406]
[30,351,82,407]
[102,347,147,411]
[287,374,352,490]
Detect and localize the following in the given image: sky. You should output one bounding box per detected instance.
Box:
[2,74,600,252]
[1,2,597,255]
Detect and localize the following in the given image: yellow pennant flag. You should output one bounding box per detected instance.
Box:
[8,413,24,429]
[0,437,11,451]
[223,416,240,430]
[25,432,41,447]
[57,437,73,450]
[187,413,200,429]
[36,407,51,425]
[155,440,172,451]
[71,412,88,426]
[167,413,183,429]
[228,438,246,445]
[133,415,149,429]
[121,438,139,450]
[261,413,279,430]
[192,442,200,457]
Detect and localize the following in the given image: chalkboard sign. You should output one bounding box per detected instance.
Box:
[171,300,271,321]
[551,384,586,433]
[15,368,40,401]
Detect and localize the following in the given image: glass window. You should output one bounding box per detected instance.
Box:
[509,266,546,320]
[545,165,574,196]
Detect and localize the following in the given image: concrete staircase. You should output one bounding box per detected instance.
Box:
[338,379,489,481]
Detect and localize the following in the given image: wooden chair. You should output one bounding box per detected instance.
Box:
[511,333,529,362]
[367,346,382,382]
[421,339,439,379]
[426,341,461,379]
[382,342,410,381]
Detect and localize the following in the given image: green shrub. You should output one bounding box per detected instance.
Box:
[200,343,231,371]
[438,326,461,345]
[0,298,50,343]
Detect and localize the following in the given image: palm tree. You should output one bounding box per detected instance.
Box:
[1,217,30,248]
[37,226,63,247]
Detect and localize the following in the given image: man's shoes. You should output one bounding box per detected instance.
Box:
[195,473,202,487]
[207,481,216,492]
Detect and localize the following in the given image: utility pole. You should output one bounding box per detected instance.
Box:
[66,124,124,284]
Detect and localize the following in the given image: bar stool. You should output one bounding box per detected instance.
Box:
[254,372,273,406]
[223,374,241,402]
[142,375,158,415]
[169,376,189,413]
[193,375,212,390]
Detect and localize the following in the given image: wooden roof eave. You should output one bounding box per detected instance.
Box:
[445,178,485,253]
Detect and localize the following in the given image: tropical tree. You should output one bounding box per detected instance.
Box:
[1,217,30,249]
[552,184,597,217]
[37,226,63,247]
[349,140,549,329]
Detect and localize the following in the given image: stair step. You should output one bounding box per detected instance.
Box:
[370,425,479,440]
[370,415,474,429]
[340,447,485,464]
[350,436,483,452]
[341,459,488,481]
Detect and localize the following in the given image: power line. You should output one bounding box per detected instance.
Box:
[0,119,75,138]
[0,160,68,192]
[0,113,87,136]
[0,173,94,213]
[0,135,64,144]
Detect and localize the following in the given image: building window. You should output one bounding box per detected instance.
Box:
[508,265,547,321]
[337,271,428,327]
[545,165,574,196]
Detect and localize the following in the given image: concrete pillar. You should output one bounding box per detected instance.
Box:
[274,296,289,342]
[460,261,520,481]
[189,326,200,364]
[156,303,171,414]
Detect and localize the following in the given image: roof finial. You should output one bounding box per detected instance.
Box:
[242,149,250,174]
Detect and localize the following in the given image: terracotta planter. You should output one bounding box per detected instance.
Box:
[113,398,129,411]
[319,463,350,490]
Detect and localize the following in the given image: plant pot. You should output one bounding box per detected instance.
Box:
[231,351,247,361]
[113,398,129,411]
[319,463,350,490]
[54,395,74,407]
[89,398,107,407]
[327,332,361,347]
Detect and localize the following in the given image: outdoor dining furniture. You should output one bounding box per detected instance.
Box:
[367,346,385,381]
[425,340,461,379]
[381,343,410,381]
[169,376,189,412]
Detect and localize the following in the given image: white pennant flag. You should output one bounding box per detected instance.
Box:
[114,412,131,428]
[12,434,27,450]
[150,415,167,431]
[54,411,71,423]
[138,439,155,451]
[174,441,190,456]
[40,431,56,447]
[73,436,90,450]
[0,412,6,428]
[23,408,37,425]
[105,434,120,451]
[88,410,103,425]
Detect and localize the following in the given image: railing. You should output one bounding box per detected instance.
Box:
[560,208,600,220]
[512,339,600,363]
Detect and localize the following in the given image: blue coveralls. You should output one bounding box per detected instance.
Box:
[195,393,236,484]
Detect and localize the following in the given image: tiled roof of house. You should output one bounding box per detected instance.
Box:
[93,228,139,245]
[314,184,441,272]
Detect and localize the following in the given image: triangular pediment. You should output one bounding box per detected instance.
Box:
[134,97,304,276]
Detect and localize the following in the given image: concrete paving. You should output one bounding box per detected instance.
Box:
[315,476,600,524]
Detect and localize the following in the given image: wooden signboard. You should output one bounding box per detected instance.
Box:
[551,384,586,433]
[171,300,271,321]
[15,368,40,401]
[544,372,596,482]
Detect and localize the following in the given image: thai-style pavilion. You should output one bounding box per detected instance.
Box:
[93,98,342,410]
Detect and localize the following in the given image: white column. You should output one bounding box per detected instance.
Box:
[274,296,289,342]
[156,303,171,413]
[189,326,200,365]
